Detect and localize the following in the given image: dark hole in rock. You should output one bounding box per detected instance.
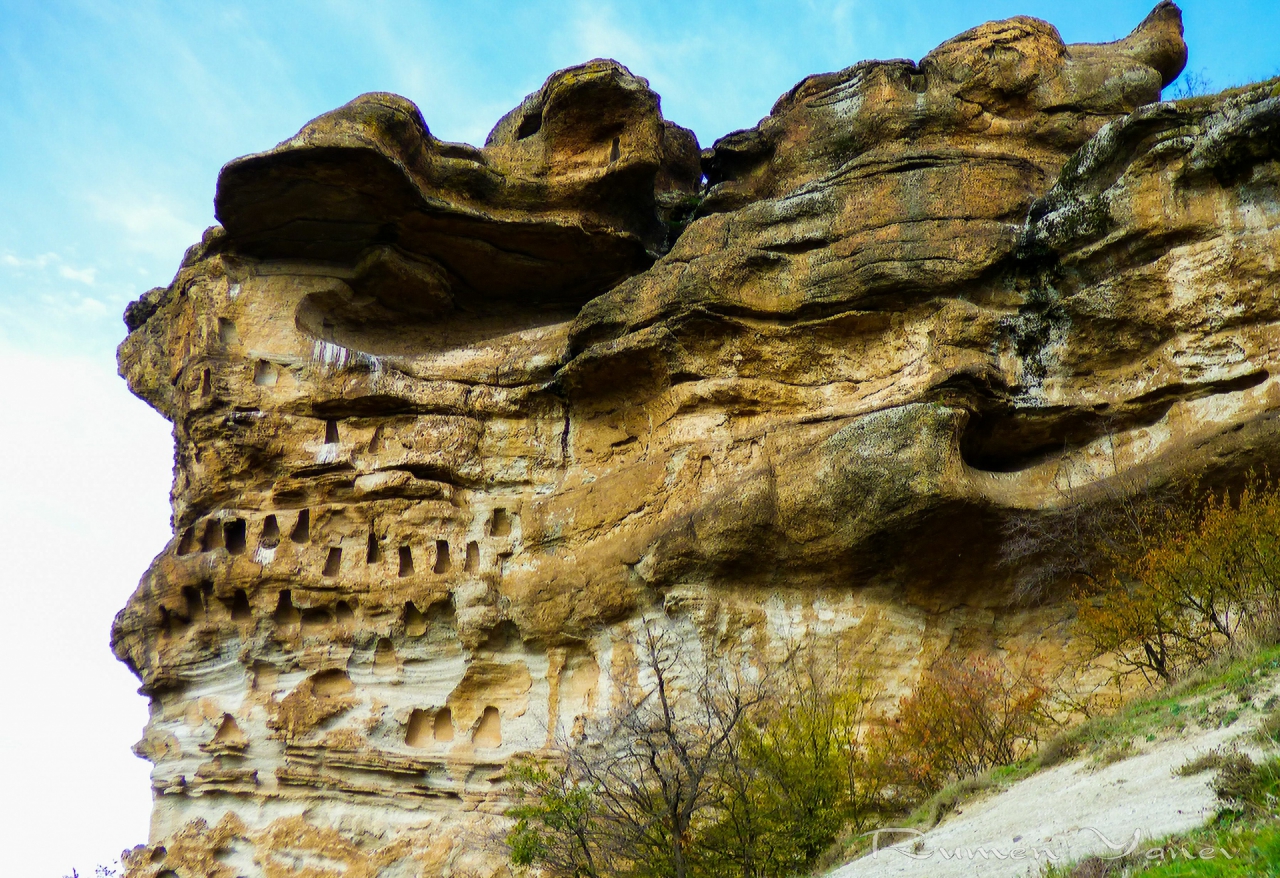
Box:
[274,590,301,627]
[335,600,355,625]
[291,509,310,543]
[323,547,343,576]
[182,586,205,622]
[311,668,353,696]
[516,109,543,139]
[398,545,414,577]
[260,514,280,548]
[434,707,455,742]
[325,418,340,444]
[366,532,382,564]
[474,706,502,747]
[434,539,452,573]
[253,359,278,387]
[609,136,620,163]
[373,637,396,674]
[224,518,247,554]
[489,508,513,537]
[486,619,522,650]
[464,541,479,572]
[158,605,176,637]
[958,370,1269,472]
[426,597,457,629]
[230,589,252,621]
[404,602,427,637]
[200,519,224,552]
[406,708,431,747]
[176,527,196,556]
[301,607,333,634]
[200,368,211,397]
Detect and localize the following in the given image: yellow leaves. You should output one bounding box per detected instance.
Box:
[876,655,1050,796]
[1075,473,1280,684]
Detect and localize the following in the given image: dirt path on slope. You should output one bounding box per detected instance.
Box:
[831,681,1279,878]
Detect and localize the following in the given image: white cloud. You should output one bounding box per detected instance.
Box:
[38,290,109,318]
[59,264,98,285]
[1,251,60,270]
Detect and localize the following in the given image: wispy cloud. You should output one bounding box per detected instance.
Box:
[2,250,99,288]
[40,290,108,317]
[1,252,60,270]
[86,191,204,259]
[59,264,97,285]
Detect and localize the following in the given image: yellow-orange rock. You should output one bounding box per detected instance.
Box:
[113,3,1280,875]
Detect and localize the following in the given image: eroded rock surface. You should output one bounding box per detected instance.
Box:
[113,4,1280,875]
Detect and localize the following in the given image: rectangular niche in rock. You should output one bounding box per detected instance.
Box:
[224,519,247,555]
[489,508,513,537]
[200,519,224,552]
[290,509,310,543]
[323,547,342,577]
[434,540,451,574]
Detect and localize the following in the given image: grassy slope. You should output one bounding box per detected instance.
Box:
[1037,645,1280,877]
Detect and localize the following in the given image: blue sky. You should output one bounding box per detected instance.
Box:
[0,1,1276,874]
[2,0,1278,360]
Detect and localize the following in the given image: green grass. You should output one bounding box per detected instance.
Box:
[1041,822,1280,877]
[1035,645,1280,768]
[830,644,1280,877]
[1040,755,1280,877]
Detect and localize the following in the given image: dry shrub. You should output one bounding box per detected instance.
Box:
[1176,748,1233,777]
[1037,729,1083,768]
[1256,707,1280,747]
[877,655,1050,796]
[1076,475,1280,684]
[1208,751,1280,816]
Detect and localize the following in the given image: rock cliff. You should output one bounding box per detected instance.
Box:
[113,3,1280,875]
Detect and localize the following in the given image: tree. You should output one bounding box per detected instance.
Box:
[1166,68,1213,100]
[509,621,768,878]
[506,627,885,878]
[697,648,881,878]
[1076,475,1280,683]
[878,655,1050,795]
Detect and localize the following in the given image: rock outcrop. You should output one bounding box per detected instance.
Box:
[113,3,1280,875]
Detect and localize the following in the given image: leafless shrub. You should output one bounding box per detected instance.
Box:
[507,624,886,878]
[1166,68,1213,100]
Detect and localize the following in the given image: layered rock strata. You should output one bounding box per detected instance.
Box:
[114,4,1280,875]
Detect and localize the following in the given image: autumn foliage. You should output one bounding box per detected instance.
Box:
[875,655,1050,796]
[506,633,1054,878]
[1075,475,1280,683]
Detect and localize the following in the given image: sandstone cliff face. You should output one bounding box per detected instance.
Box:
[113,4,1280,875]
